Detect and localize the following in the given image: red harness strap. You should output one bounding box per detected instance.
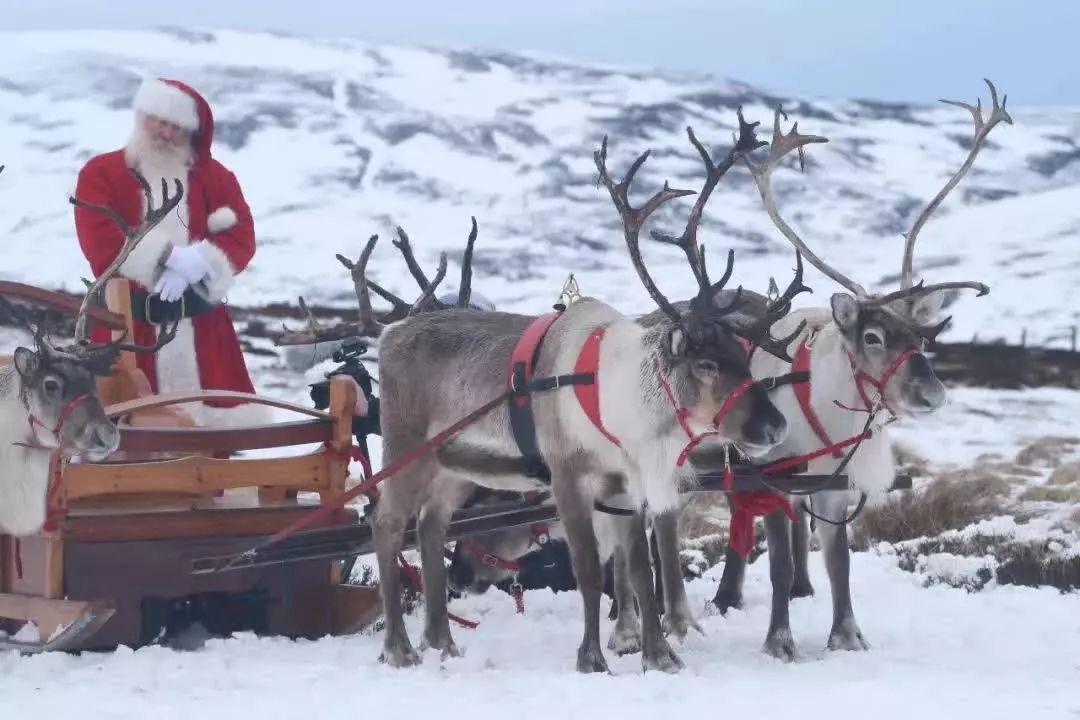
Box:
[509,313,564,403]
[25,393,94,448]
[792,341,842,459]
[573,331,756,466]
[573,329,622,447]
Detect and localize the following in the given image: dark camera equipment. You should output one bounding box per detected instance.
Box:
[308,337,380,457]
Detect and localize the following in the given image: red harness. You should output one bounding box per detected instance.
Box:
[791,335,916,455]
[24,393,94,450]
[573,328,756,466]
[456,522,549,614]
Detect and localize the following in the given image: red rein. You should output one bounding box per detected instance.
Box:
[26,393,93,447]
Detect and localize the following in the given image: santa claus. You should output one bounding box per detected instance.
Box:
[74,76,268,426]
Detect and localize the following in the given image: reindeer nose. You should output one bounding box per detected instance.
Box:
[743,404,788,449]
[93,423,120,454]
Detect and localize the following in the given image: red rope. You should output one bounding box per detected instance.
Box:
[722,465,798,558]
[397,552,479,629]
[232,390,511,561]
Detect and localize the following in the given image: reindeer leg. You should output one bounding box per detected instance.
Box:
[762,510,798,662]
[418,477,472,659]
[816,491,869,651]
[790,503,815,599]
[623,511,683,673]
[607,544,642,656]
[374,487,421,668]
[655,509,701,640]
[553,471,609,674]
[711,494,746,614]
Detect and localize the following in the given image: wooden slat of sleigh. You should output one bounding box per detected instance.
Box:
[62,452,346,502]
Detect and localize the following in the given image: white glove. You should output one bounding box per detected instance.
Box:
[165,243,214,285]
[154,268,189,302]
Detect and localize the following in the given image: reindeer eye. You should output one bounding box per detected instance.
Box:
[863,331,884,347]
[694,360,719,375]
[43,378,62,394]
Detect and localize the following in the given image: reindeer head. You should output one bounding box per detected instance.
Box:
[9,332,119,462]
[594,110,809,457]
[744,80,1009,417]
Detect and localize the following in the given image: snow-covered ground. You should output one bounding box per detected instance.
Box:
[1,552,1076,719]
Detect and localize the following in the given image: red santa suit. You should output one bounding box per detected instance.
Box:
[74,77,268,426]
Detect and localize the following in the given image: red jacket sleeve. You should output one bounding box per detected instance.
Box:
[74,159,126,278]
[206,163,255,273]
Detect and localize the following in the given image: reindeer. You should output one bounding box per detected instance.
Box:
[344,109,811,674]
[0,168,182,536]
[710,81,1010,661]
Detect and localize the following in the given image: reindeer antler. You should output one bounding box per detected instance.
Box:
[737,251,812,362]
[877,79,1009,304]
[742,107,846,296]
[69,168,184,345]
[457,217,478,309]
[651,109,768,287]
[593,136,697,323]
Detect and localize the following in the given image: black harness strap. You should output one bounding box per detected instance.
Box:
[592,499,636,516]
[756,371,810,392]
[508,368,595,483]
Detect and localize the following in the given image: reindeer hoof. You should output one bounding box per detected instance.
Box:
[420,630,461,659]
[576,642,610,674]
[763,628,798,663]
[710,585,743,616]
[827,619,869,652]
[607,624,642,656]
[662,605,704,641]
[379,642,422,668]
[642,639,684,674]
[790,578,815,599]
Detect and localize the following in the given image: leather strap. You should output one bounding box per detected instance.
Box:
[130,287,218,324]
[507,313,566,483]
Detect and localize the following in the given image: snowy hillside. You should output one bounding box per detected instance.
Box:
[1,28,1079,343]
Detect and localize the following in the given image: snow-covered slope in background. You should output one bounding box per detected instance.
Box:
[1,28,1079,342]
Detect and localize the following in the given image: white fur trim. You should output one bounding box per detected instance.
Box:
[133,78,199,130]
[155,318,201,398]
[195,241,237,303]
[207,206,238,234]
[150,318,275,429]
[193,398,275,429]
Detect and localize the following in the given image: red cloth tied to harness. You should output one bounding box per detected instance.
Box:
[724,466,797,558]
[728,492,798,558]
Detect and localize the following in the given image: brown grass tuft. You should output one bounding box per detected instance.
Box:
[855,473,1009,546]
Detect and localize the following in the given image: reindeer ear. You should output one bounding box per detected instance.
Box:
[667,327,687,358]
[830,293,859,331]
[13,347,40,380]
[909,289,948,326]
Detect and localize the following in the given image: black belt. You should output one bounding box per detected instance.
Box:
[130,288,218,325]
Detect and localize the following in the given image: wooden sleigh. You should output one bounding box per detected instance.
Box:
[0,279,380,653]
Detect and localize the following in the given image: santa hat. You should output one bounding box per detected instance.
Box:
[132,77,200,131]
